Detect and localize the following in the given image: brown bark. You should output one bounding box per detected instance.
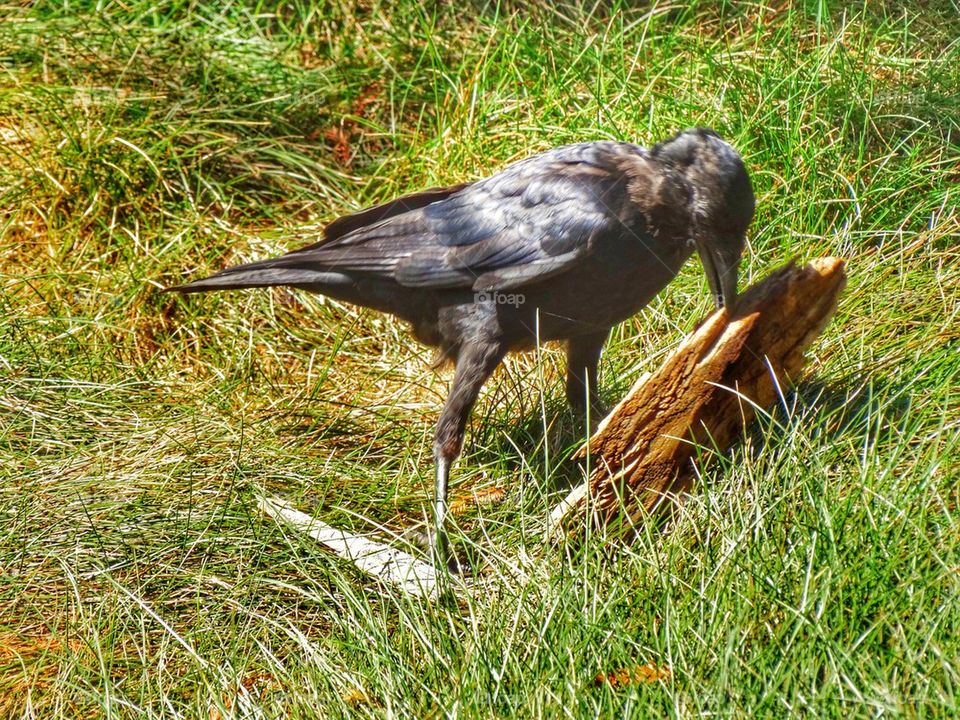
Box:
[551,257,847,535]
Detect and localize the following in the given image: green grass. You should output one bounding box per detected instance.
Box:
[2,0,958,717]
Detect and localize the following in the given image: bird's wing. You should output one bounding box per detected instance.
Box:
[196,143,644,292]
[306,183,470,249]
[394,145,634,291]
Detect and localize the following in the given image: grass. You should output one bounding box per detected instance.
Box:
[1,0,958,716]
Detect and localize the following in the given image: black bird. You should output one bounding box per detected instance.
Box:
[170,128,755,568]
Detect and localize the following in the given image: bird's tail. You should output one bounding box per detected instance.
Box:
[165,258,348,295]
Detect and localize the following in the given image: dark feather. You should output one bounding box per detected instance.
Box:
[313,183,469,248]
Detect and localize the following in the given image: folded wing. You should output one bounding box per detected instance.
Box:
[172,142,645,294]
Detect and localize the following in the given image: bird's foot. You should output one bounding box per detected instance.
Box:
[567,397,607,434]
[400,525,473,575]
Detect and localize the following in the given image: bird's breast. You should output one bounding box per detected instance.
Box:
[496,231,692,344]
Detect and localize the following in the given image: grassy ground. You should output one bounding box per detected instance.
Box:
[2,0,958,717]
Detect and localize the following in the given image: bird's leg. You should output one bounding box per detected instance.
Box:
[565,330,609,429]
[431,342,505,571]
[432,453,451,567]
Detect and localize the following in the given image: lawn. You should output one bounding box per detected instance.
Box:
[1,1,958,717]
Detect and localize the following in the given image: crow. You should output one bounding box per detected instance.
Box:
[169,127,756,569]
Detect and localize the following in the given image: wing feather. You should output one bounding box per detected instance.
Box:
[226,142,647,292]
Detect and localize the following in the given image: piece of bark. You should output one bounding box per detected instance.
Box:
[547,257,847,537]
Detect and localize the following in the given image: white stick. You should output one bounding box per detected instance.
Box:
[545,481,588,540]
[257,496,440,599]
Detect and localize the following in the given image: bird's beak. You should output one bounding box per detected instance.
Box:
[696,237,739,312]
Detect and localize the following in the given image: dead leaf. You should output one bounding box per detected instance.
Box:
[342,687,370,705]
[241,671,281,698]
[449,485,507,516]
[324,126,352,167]
[321,83,384,166]
[595,663,671,687]
[352,82,382,119]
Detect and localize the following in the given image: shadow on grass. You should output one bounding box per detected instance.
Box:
[753,373,913,452]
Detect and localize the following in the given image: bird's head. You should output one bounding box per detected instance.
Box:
[652,128,755,311]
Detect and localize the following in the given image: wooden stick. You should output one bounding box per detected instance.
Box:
[257,495,441,598]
